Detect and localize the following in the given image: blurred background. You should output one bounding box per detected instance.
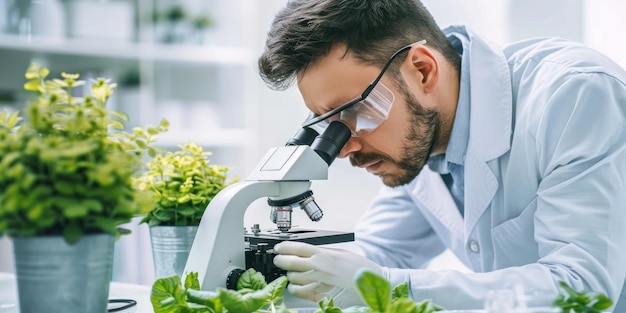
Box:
[0,0,624,285]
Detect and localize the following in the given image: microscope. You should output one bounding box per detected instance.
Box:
[183,120,354,292]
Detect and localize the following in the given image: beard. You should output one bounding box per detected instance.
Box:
[350,79,440,187]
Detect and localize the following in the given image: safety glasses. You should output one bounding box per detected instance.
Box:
[302,40,427,137]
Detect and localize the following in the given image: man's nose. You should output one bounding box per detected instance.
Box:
[338,137,362,158]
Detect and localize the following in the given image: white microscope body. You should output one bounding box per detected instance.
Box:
[183,121,351,293]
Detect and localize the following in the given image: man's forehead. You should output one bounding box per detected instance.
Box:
[296,43,357,84]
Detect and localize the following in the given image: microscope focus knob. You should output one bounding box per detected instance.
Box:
[226,268,246,290]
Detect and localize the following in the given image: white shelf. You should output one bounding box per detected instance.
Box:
[0,33,254,65]
[155,129,254,147]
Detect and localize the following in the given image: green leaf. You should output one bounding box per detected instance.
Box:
[23,79,41,92]
[186,289,223,312]
[559,281,578,298]
[26,203,45,221]
[151,275,188,313]
[63,222,82,244]
[392,282,410,301]
[6,111,22,128]
[0,220,8,233]
[135,138,147,148]
[219,288,267,313]
[38,66,49,78]
[25,63,39,79]
[19,172,37,190]
[591,294,613,311]
[355,269,391,312]
[236,268,267,291]
[413,300,443,313]
[94,217,117,234]
[177,206,197,217]
[147,126,161,135]
[62,201,89,218]
[184,271,201,290]
[317,298,343,313]
[89,164,116,186]
[154,209,174,221]
[388,297,418,313]
[554,281,613,313]
[0,151,21,170]
[54,181,76,196]
[265,275,288,302]
[110,120,125,130]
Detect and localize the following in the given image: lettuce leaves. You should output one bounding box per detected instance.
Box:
[150,268,442,313]
[151,268,288,313]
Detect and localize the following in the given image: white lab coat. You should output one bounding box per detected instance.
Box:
[353,26,626,311]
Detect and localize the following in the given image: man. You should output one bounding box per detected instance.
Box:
[257,0,626,310]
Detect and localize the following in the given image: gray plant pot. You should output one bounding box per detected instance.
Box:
[12,233,115,313]
[149,225,198,279]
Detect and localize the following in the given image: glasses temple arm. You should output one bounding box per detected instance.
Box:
[360,40,427,98]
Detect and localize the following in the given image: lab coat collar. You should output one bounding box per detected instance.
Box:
[444,25,513,161]
[465,26,511,237]
[441,26,512,239]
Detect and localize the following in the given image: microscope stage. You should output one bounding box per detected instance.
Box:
[245,228,354,247]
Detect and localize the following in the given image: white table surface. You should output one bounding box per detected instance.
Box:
[0,272,152,313]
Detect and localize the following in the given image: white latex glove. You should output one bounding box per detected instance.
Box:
[273,241,384,306]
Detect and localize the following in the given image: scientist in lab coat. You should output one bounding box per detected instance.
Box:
[257,0,626,310]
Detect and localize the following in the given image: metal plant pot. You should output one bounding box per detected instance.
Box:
[149,225,198,279]
[12,233,115,313]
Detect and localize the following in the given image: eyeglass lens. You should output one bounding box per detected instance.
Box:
[309,82,394,137]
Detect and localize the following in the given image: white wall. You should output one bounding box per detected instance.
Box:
[583,0,626,69]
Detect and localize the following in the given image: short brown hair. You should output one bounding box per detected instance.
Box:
[258,0,461,90]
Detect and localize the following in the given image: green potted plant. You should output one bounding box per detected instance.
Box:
[0,64,168,313]
[133,141,238,279]
[191,13,214,45]
[160,4,188,43]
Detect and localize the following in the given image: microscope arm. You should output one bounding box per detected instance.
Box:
[183,122,351,291]
[183,180,312,291]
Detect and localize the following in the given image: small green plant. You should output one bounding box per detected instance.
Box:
[151,268,289,313]
[150,268,442,313]
[553,281,613,313]
[0,64,168,243]
[192,15,213,30]
[164,5,187,23]
[317,269,442,313]
[134,142,238,226]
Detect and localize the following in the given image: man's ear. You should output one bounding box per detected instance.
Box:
[405,45,439,94]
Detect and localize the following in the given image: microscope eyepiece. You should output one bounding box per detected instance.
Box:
[285,127,319,146]
[310,121,351,165]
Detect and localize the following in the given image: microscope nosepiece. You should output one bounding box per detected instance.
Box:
[267,190,323,232]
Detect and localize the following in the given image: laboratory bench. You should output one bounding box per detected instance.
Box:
[0,272,152,313]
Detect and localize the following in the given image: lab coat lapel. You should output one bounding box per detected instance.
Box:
[412,168,465,244]
[463,153,498,240]
[462,27,512,238]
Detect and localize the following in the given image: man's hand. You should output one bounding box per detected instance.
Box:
[273,241,383,305]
